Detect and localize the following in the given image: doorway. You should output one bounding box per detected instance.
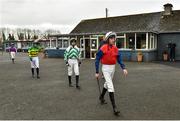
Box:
[85,39,90,58]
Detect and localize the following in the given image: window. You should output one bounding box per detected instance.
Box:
[81,50,85,58]
[57,39,62,48]
[91,39,98,50]
[51,40,56,48]
[63,39,69,48]
[80,39,85,49]
[151,37,154,48]
[148,35,151,49]
[44,42,48,48]
[27,42,32,47]
[116,38,125,49]
[154,34,157,49]
[5,43,8,48]
[126,33,135,49]
[91,51,97,59]
[148,33,157,49]
[136,33,146,49]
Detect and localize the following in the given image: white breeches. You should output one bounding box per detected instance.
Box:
[68,59,79,76]
[10,52,16,59]
[102,64,115,92]
[30,57,39,68]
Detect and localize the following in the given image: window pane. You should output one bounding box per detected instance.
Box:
[51,40,56,48]
[91,51,97,58]
[151,37,154,49]
[116,38,125,49]
[148,38,151,49]
[81,50,85,58]
[91,39,97,49]
[46,42,50,48]
[154,34,157,49]
[126,33,135,49]
[136,33,146,49]
[63,40,69,48]
[57,39,62,48]
[80,39,85,49]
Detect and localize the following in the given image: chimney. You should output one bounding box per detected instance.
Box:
[105,8,108,18]
[163,3,173,16]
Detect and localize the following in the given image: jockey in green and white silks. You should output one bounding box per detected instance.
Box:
[64,39,81,89]
[28,41,41,79]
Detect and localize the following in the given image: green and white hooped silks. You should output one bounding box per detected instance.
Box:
[64,45,81,76]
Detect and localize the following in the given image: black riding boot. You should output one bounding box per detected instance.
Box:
[76,75,80,89]
[12,59,15,64]
[36,68,40,79]
[68,76,73,87]
[31,68,34,78]
[109,92,120,116]
[99,87,107,104]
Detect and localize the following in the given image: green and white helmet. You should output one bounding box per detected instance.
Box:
[70,38,77,45]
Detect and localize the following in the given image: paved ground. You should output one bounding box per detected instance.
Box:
[0,52,180,120]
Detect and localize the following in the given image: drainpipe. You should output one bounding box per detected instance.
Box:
[50,38,52,48]
[135,33,137,50]
[124,33,126,49]
[56,37,58,48]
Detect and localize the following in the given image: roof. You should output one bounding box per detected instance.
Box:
[70,10,180,34]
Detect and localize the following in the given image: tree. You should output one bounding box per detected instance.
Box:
[24,32,27,40]
[28,33,31,40]
[8,34,12,40]
[19,33,24,40]
[2,32,6,41]
[33,35,38,39]
[11,34,15,40]
[17,32,20,40]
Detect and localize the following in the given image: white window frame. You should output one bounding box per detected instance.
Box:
[154,34,157,49]
[90,36,98,59]
[149,33,157,50]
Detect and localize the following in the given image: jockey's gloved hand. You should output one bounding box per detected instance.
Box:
[78,61,81,67]
[29,57,32,61]
[66,61,70,66]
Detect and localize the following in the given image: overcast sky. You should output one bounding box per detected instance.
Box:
[0,0,180,33]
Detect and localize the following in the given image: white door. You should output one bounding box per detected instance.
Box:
[90,38,98,59]
[80,38,85,59]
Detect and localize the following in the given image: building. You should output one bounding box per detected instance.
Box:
[33,4,180,61]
